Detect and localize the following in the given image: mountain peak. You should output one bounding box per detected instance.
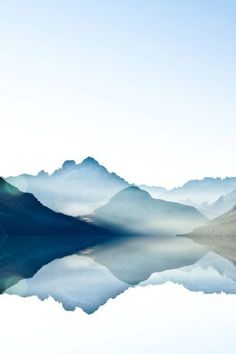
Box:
[37,170,49,177]
[62,160,77,169]
[111,186,151,202]
[81,156,100,166]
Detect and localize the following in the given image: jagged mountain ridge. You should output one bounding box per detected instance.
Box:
[160,177,236,204]
[7,158,236,218]
[7,157,129,216]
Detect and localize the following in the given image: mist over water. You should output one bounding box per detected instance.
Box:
[6,233,236,314]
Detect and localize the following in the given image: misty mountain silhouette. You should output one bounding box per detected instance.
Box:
[0,177,117,292]
[200,190,236,219]
[7,157,129,216]
[161,177,236,205]
[91,186,208,235]
[185,205,236,264]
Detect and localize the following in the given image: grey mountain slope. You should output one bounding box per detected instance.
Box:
[185,205,236,264]
[91,186,208,235]
[7,157,129,216]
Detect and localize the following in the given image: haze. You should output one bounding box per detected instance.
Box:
[1,0,236,188]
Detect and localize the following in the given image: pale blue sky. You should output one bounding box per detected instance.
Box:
[1,0,236,187]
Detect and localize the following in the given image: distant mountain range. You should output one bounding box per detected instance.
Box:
[91,186,208,235]
[196,190,236,219]
[144,177,236,219]
[160,177,236,205]
[0,177,116,292]
[7,158,236,220]
[7,157,129,216]
[208,190,236,217]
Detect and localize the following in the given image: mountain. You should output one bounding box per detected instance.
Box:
[185,205,236,264]
[0,177,116,292]
[0,177,110,237]
[7,157,129,216]
[161,177,236,205]
[202,190,236,219]
[8,161,236,217]
[91,186,208,235]
[177,189,236,220]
